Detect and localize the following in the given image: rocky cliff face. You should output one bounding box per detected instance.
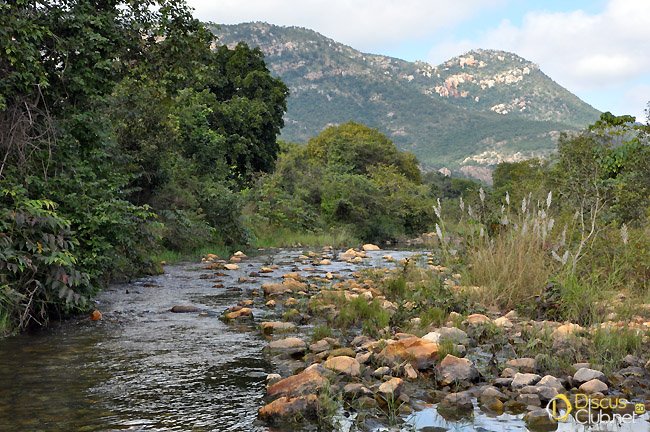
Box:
[211,22,600,177]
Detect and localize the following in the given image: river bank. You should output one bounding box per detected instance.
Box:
[1,246,649,431]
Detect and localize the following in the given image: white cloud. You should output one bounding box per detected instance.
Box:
[428,0,650,91]
[186,0,503,52]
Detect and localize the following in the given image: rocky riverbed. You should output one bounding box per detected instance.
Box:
[1,246,649,431]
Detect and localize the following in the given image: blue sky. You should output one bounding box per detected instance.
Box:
[187,0,649,121]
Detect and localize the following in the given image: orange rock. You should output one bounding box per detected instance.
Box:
[90,310,102,321]
[267,368,328,399]
[379,337,439,370]
[258,395,318,423]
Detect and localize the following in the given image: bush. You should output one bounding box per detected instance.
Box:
[0,187,93,333]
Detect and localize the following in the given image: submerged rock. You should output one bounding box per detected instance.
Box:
[524,408,558,431]
[170,305,201,313]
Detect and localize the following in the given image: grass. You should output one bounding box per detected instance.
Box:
[251,225,358,248]
[589,327,645,374]
[311,324,334,342]
[150,243,233,265]
[332,296,390,338]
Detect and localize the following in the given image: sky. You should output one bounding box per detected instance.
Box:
[186,0,649,121]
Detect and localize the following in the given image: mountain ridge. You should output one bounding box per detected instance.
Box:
[210,22,600,177]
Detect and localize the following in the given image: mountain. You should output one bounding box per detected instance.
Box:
[210,22,600,177]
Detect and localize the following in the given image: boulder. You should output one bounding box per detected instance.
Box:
[494,316,513,328]
[516,393,541,407]
[258,395,318,423]
[506,358,537,373]
[538,375,564,390]
[378,377,404,399]
[438,391,474,413]
[327,347,356,358]
[373,366,391,378]
[404,363,418,380]
[267,337,306,357]
[378,337,439,370]
[223,263,239,271]
[323,356,361,377]
[262,279,308,296]
[267,367,328,399]
[511,373,542,389]
[436,354,479,386]
[579,379,608,394]
[422,327,469,345]
[362,244,381,251]
[466,313,491,325]
[573,368,606,385]
[519,385,559,403]
[552,323,583,338]
[260,321,296,335]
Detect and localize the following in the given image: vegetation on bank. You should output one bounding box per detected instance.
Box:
[1,0,648,345]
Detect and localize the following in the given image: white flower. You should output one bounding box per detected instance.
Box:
[479,187,485,204]
[433,198,441,219]
[546,191,553,209]
[521,198,527,214]
[621,224,629,245]
[505,191,510,206]
[468,204,474,219]
[435,223,444,242]
[479,226,485,238]
[459,196,465,212]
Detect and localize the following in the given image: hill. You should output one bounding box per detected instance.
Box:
[211,22,600,176]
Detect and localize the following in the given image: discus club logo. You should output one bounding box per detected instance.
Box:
[546,394,646,426]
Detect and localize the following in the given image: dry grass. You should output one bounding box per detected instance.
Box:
[465,229,553,310]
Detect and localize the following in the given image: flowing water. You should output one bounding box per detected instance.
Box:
[0,249,648,431]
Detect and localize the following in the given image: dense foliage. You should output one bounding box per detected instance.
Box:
[247,122,437,242]
[0,0,286,333]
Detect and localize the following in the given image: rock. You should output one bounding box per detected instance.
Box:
[480,386,507,401]
[506,358,537,373]
[438,391,474,413]
[524,408,558,431]
[552,323,583,338]
[494,377,513,387]
[622,355,643,367]
[223,263,239,271]
[266,373,282,386]
[90,310,102,321]
[222,307,253,320]
[466,313,491,325]
[362,243,381,251]
[516,393,541,407]
[579,379,608,394]
[267,367,328,399]
[260,266,274,273]
[422,327,469,345]
[319,259,332,266]
[378,377,404,398]
[265,300,276,308]
[233,250,246,257]
[511,373,542,389]
[327,347,356,358]
[501,367,517,378]
[373,366,391,378]
[282,272,303,281]
[378,337,439,370]
[494,316,513,328]
[356,352,371,364]
[262,279,308,296]
[260,321,296,335]
[351,335,373,347]
[284,297,298,307]
[538,375,564,390]
[258,395,318,423]
[309,339,331,353]
[573,368,606,385]
[436,354,479,386]
[267,337,306,357]
[404,363,418,379]
[520,385,559,403]
[645,359,650,371]
[323,356,361,377]
[170,305,201,313]
[343,383,373,399]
